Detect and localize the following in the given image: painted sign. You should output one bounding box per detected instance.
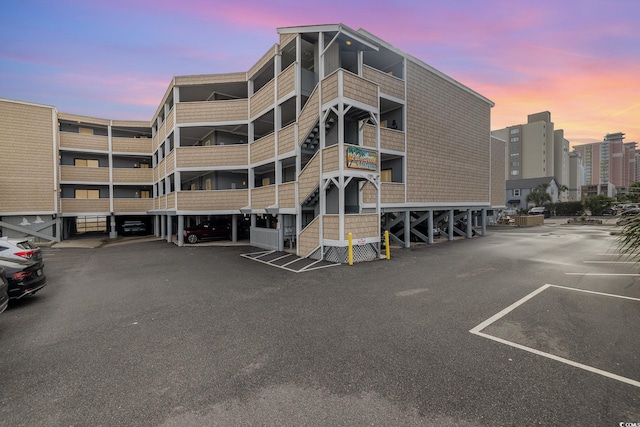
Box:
[346,146,378,171]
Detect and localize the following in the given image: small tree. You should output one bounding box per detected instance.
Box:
[583,195,615,216]
[627,182,640,203]
[526,183,552,207]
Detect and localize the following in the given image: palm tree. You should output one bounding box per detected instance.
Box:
[617,214,640,262]
[526,183,552,206]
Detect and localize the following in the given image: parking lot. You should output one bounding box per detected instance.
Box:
[0,222,638,426]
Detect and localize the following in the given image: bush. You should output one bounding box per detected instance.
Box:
[551,201,584,216]
[584,195,615,216]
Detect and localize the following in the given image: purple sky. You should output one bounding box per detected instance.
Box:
[2,0,639,146]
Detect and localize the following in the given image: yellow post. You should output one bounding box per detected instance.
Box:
[385,230,390,259]
[348,232,353,266]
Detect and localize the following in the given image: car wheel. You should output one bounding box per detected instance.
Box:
[187,234,198,244]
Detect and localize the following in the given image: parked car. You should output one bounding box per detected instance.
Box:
[0,236,43,264]
[0,256,47,300]
[528,206,550,218]
[602,207,617,216]
[621,207,640,217]
[122,220,147,235]
[0,267,9,314]
[183,221,231,244]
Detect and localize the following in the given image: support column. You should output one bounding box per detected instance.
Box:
[154,215,160,237]
[404,210,411,248]
[278,214,284,252]
[428,210,434,244]
[481,209,487,237]
[166,215,172,243]
[177,215,184,246]
[231,214,238,242]
[467,209,473,238]
[448,209,454,241]
[160,215,166,240]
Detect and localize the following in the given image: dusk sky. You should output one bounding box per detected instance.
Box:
[2,0,639,146]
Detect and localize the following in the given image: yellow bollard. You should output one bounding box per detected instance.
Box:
[348,232,353,266]
[385,230,390,259]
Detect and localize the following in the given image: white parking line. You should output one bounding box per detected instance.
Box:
[470,284,640,388]
[566,273,640,276]
[583,260,636,264]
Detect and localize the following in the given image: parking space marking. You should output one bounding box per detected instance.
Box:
[470,284,640,388]
[583,260,636,264]
[566,273,640,276]
[241,251,341,273]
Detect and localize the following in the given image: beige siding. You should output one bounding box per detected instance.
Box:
[156,157,166,181]
[321,72,339,104]
[277,123,295,156]
[60,132,109,152]
[363,182,405,204]
[60,166,109,183]
[298,154,320,203]
[111,120,149,128]
[277,64,296,99]
[177,190,248,211]
[362,65,405,100]
[155,194,166,210]
[165,108,175,136]
[153,132,160,153]
[158,120,167,144]
[113,198,153,212]
[0,100,57,212]
[491,136,506,207]
[112,137,152,153]
[279,32,297,50]
[176,100,248,124]
[250,80,275,117]
[112,168,154,183]
[166,151,175,175]
[405,60,491,203]
[298,216,320,257]
[58,112,110,126]
[248,45,277,79]
[342,71,378,109]
[322,145,340,174]
[61,198,110,213]
[251,185,276,209]
[343,214,379,240]
[278,182,295,209]
[323,215,340,240]
[380,127,405,152]
[176,145,248,168]
[298,87,319,145]
[174,72,246,86]
[250,133,275,164]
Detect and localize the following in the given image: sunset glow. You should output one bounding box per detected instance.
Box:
[2,0,638,146]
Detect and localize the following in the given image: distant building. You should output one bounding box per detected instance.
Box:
[492,111,570,201]
[505,176,559,210]
[573,132,637,194]
[568,151,585,201]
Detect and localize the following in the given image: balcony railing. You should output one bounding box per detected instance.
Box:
[176,189,248,211]
[250,79,275,117]
[176,100,248,124]
[60,166,109,183]
[322,214,379,242]
[175,145,248,168]
[112,137,152,154]
[59,132,108,152]
[363,124,405,152]
[251,185,276,209]
[298,216,320,258]
[278,182,295,209]
[362,65,405,100]
[250,133,275,164]
[277,63,296,99]
[61,198,110,213]
[362,182,405,204]
[113,198,154,213]
[112,168,154,183]
[278,123,296,156]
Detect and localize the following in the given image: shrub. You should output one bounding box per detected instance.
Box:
[551,201,584,216]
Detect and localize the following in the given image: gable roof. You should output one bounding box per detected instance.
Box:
[506,177,557,190]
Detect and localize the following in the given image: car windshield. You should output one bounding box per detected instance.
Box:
[15,240,36,250]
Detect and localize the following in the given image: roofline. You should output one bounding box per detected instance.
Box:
[278,23,379,52]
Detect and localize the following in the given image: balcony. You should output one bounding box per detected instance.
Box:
[277,63,296,100]
[362,182,405,204]
[250,79,275,117]
[322,144,379,175]
[298,153,320,204]
[251,185,276,210]
[113,198,153,213]
[112,168,154,184]
[60,166,109,183]
[250,133,275,164]
[323,214,379,241]
[61,198,110,214]
[321,70,379,109]
[278,182,295,209]
[112,137,152,154]
[59,132,108,152]
[176,100,249,124]
[278,123,296,156]
[175,145,248,168]
[176,189,248,211]
[363,124,405,152]
[362,65,405,101]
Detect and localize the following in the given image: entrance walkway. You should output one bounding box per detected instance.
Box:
[240,250,341,273]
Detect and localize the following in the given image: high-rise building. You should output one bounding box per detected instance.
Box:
[573,132,637,193]
[492,111,570,200]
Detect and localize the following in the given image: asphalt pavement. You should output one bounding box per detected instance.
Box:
[0,221,638,426]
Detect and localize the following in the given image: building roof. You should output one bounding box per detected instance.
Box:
[506,177,557,190]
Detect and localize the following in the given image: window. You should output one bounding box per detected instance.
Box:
[510,170,519,176]
[510,128,520,134]
[75,159,99,167]
[510,137,520,142]
[79,128,93,135]
[380,169,392,183]
[75,189,100,199]
[513,189,521,196]
[262,178,270,186]
[510,153,520,158]
[140,190,150,198]
[510,144,519,151]
[510,161,520,167]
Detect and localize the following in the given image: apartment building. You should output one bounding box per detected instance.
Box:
[492,111,570,201]
[573,132,637,195]
[0,23,501,263]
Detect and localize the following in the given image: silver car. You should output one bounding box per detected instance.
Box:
[0,237,43,264]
